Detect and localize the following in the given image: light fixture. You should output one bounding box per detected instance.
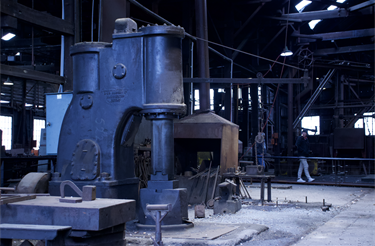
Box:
[15,52,20,56]
[281,46,293,57]
[308,19,322,30]
[3,77,13,86]
[336,0,346,3]
[295,0,312,12]
[327,5,338,10]
[1,33,16,41]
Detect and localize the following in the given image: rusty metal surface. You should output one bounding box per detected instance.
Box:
[0,196,136,231]
[0,194,36,205]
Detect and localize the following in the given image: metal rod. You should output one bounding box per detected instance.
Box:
[210,167,220,201]
[195,0,210,111]
[155,211,161,245]
[293,69,336,128]
[98,0,102,41]
[202,161,212,204]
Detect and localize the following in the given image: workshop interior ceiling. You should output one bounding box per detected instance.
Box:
[1,0,374,109]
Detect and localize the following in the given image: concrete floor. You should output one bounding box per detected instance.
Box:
[126,183,375,246]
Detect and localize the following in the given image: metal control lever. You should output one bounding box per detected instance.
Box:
[59,180,96,203]
[146,203,172,246]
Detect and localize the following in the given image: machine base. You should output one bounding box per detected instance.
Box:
[138,186,188,225]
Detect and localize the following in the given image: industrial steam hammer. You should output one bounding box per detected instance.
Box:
[49,18,189,225]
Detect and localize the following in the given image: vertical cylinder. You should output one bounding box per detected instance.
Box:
[151,119,174,180]
[195,0,210,111]
[71,43,108,93]
[145,34,184,104]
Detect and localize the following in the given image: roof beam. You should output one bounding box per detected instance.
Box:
[348,0,375,11]
[281,8,349,21]
[183,77,308,84]
[314,44,374,56]
[0,0,74,36]
[281,1,374,21]
[292,28,375,41]
[0,64,66,85]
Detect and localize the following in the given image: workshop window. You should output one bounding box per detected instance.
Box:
[0,115,12,150]
[301,116,320,135]
[33,119,45,149]
[354,112,374,136]
[194,89,215,110]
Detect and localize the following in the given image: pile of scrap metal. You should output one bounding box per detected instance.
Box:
[190,164,242,216]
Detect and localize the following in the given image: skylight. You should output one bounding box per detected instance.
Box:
[295,0,312,12]
[327,5,338,10]
[1,33,16,41]
[308,19,322,30]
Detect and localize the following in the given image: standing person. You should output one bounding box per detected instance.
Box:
[256,132,266,168]
[295,130,314,182]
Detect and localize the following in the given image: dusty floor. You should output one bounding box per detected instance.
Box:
[9,183,375,246]
[188,183,373,246]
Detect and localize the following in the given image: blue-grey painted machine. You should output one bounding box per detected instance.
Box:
[49,18,188,225]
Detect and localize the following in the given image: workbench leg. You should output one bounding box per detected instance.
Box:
[235,177,240,196]
[260,178,265,205]
[267,178,272,202]
[0,239,12,246]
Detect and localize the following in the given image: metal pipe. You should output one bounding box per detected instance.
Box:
[98,0,102,41]
[60,0,65,89]
[246,155,375,161]
[91,0,95,42]
[190,42,194,115]
[195,0,210,111]
[287,82,293,168]
[230,59,233,122]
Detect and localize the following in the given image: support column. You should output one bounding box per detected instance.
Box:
[287,81,294,175]
[195,0,210,111]
[63,0,76,91]
[242,86,249,147]
[100,0,129,42]
[233,85,239,124]
[339,72,344,128]
[274,92,281,176]
[250,84,259,145]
